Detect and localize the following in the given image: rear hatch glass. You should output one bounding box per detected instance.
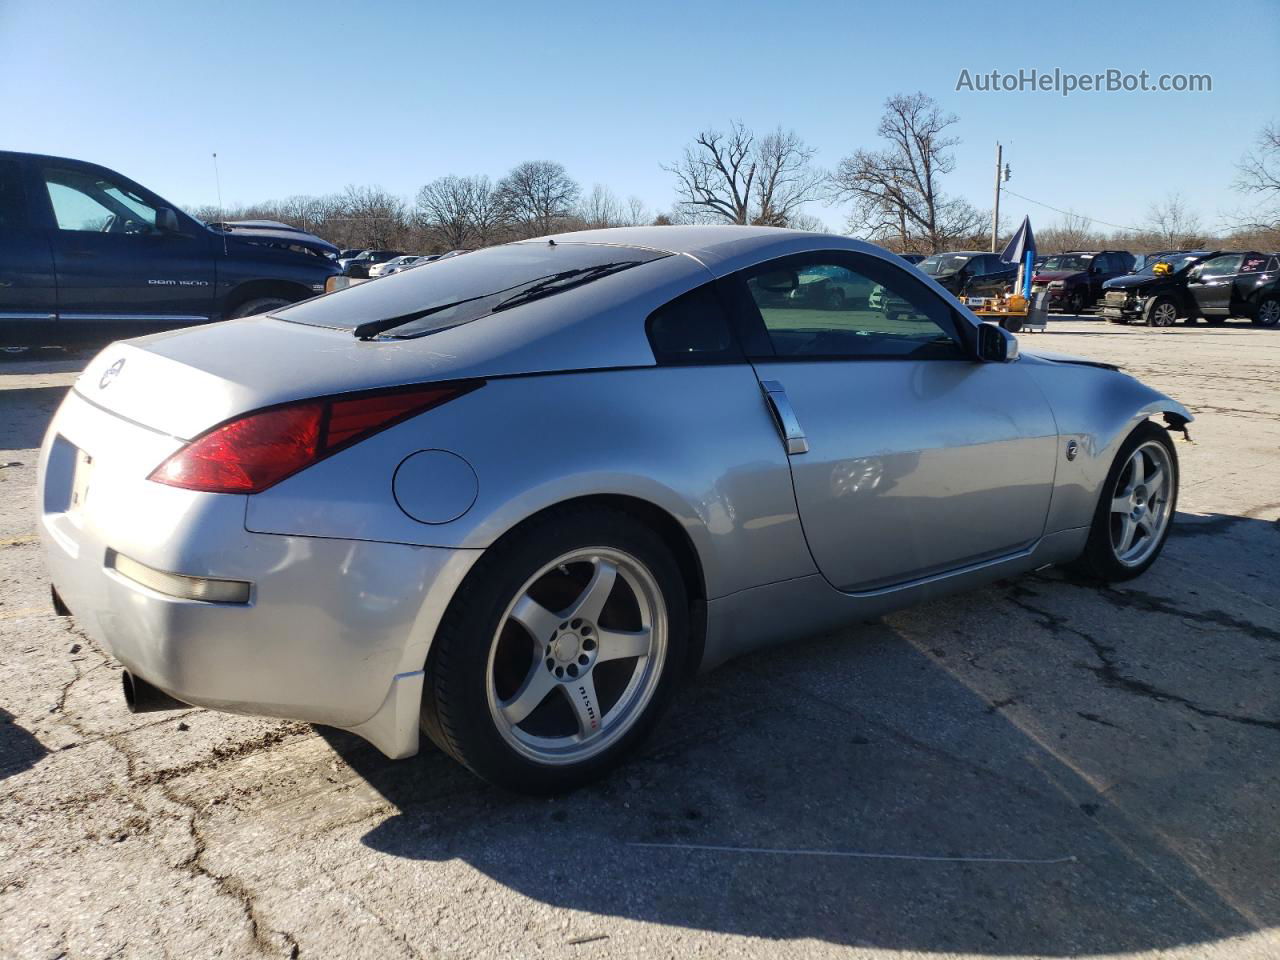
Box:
[273,242,669,339]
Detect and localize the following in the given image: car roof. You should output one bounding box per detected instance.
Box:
[516,225,913,279]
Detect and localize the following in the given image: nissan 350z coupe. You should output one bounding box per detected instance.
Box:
[37,226,1192,792]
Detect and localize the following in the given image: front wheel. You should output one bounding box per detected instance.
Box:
[421,505,689,792]
[1145,297,1179,327]
[1066,421,1179,581]
[228,296,292,319]
[1069,288,1088,315]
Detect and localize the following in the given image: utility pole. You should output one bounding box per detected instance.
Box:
[991,141,1002,252]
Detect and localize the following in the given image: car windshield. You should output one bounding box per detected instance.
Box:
[1136,253,1204,276]
[273,242,669,338]
[1040,254,1092,272]
[917,254,970,276]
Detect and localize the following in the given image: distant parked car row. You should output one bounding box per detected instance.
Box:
[1100,250,1280,327]
[895,245,1280,327]
[336,249,471,279]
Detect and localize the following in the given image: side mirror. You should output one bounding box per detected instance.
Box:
[977,320,1019,363]
[155,207,180,233]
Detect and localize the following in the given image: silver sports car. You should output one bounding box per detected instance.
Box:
[37,226,1191,792]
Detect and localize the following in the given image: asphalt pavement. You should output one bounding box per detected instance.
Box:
[1,318,1277,959]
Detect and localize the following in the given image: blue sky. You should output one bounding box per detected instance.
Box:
[3,0,1276,235]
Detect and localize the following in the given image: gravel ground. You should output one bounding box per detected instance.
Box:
[1,319,1277,960]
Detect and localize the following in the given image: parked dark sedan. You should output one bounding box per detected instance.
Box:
[1030,250,1135,314]
[1098,251,1279,326]
[342,249,406,278]
[916,251,1017,299]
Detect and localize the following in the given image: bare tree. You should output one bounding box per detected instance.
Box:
[578,183,626,229]
[1233,120,1280,233]
[665,121,822,226]
[497,161,581,237]
[415,175,478,249]
[828,92,985,253]
[465,175,513,248]
[752,127,824,226]
[414,174,511,250]
[1144,193,1206,249]
[1038,211,1098,254]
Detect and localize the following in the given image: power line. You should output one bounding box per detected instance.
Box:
[1000,187,1146,233]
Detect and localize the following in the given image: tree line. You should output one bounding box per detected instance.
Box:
[191,95,1279,256]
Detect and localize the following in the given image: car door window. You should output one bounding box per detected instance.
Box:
[43,166,159,234]
[1198,254,1243,279]
[743,254,966,360]
[965,256,986,277]
[1239,253,1267,274]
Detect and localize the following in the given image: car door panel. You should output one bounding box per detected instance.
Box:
[1189,254,1241,315]
[752,360,1058,591]
[0,157,58,337]
[733,250,1058,593]
[1232,253,1269,316]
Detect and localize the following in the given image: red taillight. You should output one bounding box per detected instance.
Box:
[149,382,478,494]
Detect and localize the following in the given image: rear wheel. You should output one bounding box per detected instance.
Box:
[1254,297,1280,327]
[1067,421,1178,581]
[421,505,689,792]
[228,296,292,319]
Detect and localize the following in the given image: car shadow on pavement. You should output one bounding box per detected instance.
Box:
[329,540,1280,956]
[0,386,71,450]
[0,708,48,781]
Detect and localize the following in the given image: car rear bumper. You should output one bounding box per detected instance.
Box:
[37,389,480,756]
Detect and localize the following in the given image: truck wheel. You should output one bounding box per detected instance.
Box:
[1069,289,1088,314]
[229,297,292,319]
[1145,298,1178,327]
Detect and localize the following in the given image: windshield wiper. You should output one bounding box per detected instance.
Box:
[351,261,642,340]
[352,292,494,340]
[489,261,640,313]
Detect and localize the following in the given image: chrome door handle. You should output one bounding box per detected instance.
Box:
[759,380,809,455]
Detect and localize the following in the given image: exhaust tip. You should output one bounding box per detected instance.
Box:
[121,671,186,713]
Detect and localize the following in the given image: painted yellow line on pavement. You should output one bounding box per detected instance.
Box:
[0,535,38,547]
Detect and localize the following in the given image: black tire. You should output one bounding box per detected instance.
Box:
[1069,288,1088,315]
[1144,297,1179,327]
[1066,421,1179,582]
[421,504,690,793]
[1252,297,1280,327]
[228,296,293,319]
[1003,316,1024,334]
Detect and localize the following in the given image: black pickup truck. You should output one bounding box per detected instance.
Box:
[0,150,339,347]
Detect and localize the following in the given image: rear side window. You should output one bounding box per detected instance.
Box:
[646,283,739,364]
[0,159,28,229]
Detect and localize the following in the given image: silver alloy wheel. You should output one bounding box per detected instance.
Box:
[1258,299,1280,327]
[1149,301,1177,327]
[485,547,667,765]
[1109,440,1174,567]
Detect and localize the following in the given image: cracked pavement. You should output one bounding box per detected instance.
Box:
[1,319,1277,959]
